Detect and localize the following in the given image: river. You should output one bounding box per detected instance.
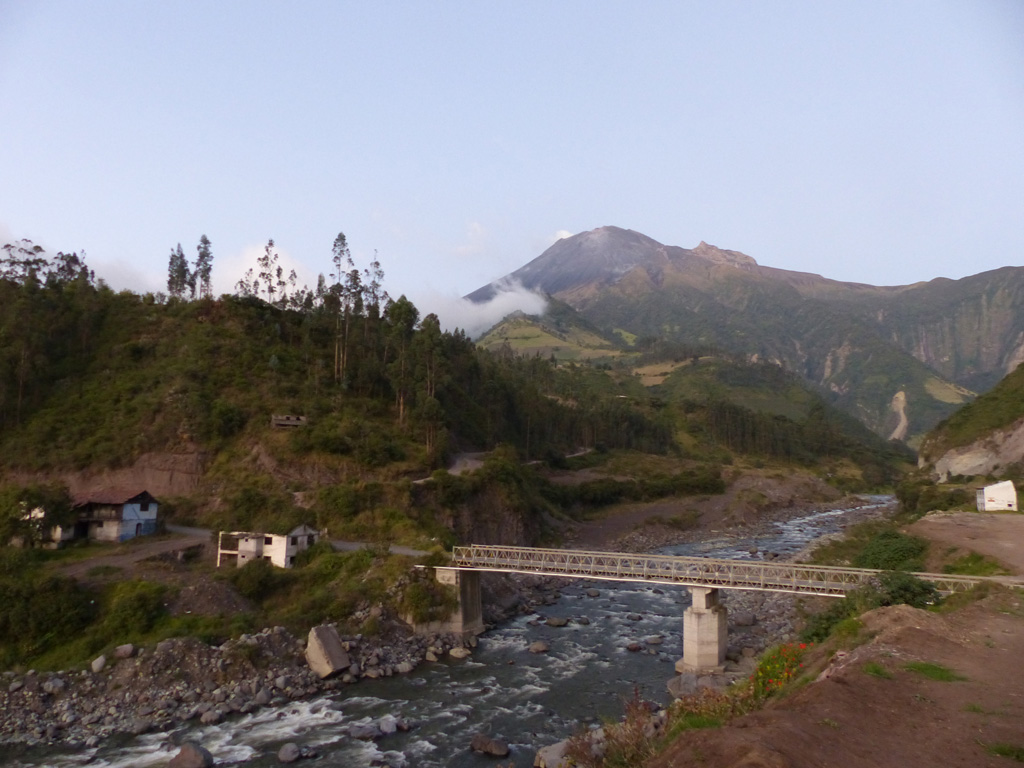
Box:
[5,497,891,768]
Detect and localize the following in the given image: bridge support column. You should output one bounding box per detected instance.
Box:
[676,587,727,673]
[423,567,484,638]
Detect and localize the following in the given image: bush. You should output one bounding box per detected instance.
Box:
[400,578,458,624]
[228,558,288,601]
[800,572,940,643]
[0,574,98,662]
[102,581,168,636]
[853,531,928,571]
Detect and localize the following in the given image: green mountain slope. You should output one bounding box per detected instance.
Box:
[919,362,1024,468]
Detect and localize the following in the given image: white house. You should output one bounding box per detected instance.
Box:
[72,490,160,542]
[975,480,1018,512]
[217,524,320,569]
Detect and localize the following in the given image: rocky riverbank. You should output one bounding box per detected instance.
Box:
[0,625,473,751]
[0,569,567,754]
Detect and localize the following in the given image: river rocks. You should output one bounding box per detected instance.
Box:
[471,732,510,757]
[732,610,756,627]
[305,625,351,679]
[644,635,664,645]
[545,617,569,627]
[199,710,222,725]
[169,741,213,768]
[585,589,601,597]
[534,738,571,767]
[41,678,66,695]
[349,722,382,740]
[528,641,550,654]
[114,643,135,659]
[278,742,301,763]
[91,655,107,674]
[449,647,472,659]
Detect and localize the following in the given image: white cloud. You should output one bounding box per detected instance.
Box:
[410,280,547,339]
[553,229,573,242]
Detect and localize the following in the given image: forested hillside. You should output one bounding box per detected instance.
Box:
[1,235,911,551]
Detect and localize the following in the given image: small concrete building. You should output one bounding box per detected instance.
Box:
[217,524,320,569]
[976,480,1018,512]
[72,490,160,542]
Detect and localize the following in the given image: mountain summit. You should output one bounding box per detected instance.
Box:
[466,226,758,304]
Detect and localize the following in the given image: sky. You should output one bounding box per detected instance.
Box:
[1,1,1023,334]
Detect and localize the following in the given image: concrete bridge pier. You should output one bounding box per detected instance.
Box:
[676,586,727,673]
[411,567,484,638]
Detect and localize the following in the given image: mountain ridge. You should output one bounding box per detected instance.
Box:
[468,226,1024,444]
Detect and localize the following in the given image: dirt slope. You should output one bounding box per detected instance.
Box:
[650,596,1024,768]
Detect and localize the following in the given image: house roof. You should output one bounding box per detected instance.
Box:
[72,489,158,508]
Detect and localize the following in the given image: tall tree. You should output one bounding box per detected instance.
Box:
[330,232,355,383]
[167,244,190,299]
[195,235,214,299]
[385,295,419,426]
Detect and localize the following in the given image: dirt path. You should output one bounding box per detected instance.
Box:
[55,527,209,579]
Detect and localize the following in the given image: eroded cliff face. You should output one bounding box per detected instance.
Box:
[882,280,1024,391]
[924,417,1024,480]
[8,451,207,498]
[445,485,542,546]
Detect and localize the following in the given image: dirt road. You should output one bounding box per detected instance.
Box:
[55,525,210,579]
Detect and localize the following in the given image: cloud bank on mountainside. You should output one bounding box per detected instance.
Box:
[412,281,547,338]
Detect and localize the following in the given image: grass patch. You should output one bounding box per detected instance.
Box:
[986,743,1024,761]
[942,551,1009,576]
[904,661,966,682]
[863,661,892,679]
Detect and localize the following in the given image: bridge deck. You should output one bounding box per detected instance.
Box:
[451,545,986,597]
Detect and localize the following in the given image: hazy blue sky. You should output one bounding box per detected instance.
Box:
[2,1,1022,330]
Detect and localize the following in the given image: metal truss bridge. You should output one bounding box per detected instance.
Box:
[450,544,989,598]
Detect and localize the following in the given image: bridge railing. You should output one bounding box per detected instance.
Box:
[450,545,984,598]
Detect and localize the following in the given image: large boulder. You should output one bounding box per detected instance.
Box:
[534,739,570,767]
[305,625,351,679]
[168,741,214,768]
[277,742,300,763]
[471,732,510,757]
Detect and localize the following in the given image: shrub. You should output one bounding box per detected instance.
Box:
[102,581,168,637]
[399,578,458,624]
[801,572,940,643]
[872,571,940,608]
[751,642,809,700]
[0,574,98,662]
[228,558,288,601]
[853,531,928,571]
